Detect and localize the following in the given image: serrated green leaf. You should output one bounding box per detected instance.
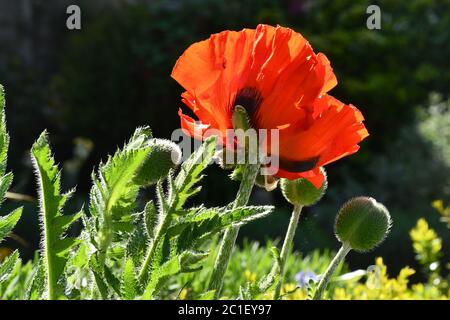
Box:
[173,136,217,210]
[31,131,81,299]
[0,172,12,206]
[126,221,148,267]
[0,250,20,283]
[142,254,181,299]
[121,258,138,300]
[219,206,273,226]
[0,88,23,245]
[0,207,22,243]
[166,206,273,251]
[104,264,121,296]
[307,280,318,300]
[65,241,92,298]
[89,254,110,299]
[24,259,45,300]
[53,210,82,234]
[89,127,154,256]
[258,246,281,293]
[238,247,281,300]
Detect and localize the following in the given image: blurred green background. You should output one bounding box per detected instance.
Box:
[0,0,449,282]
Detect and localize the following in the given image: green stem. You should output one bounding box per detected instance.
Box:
[42,207,56,300]
[208,163,260,298]
[273,204,303,299]
[138,214,170,283]
[313,242,351,300]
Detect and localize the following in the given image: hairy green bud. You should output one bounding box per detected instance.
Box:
[280,169,327,206]
[134,139,181,186]
[335,196,392,252]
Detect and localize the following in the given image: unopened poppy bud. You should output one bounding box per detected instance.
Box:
[335,197,392,252]
[280,169,327,206]
[134,139,182,186]
[232,105,251,131]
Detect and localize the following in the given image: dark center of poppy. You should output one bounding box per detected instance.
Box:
[279,156,320,173]
[233,87,263,119]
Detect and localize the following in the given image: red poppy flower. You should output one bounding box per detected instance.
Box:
[172,24,368,188]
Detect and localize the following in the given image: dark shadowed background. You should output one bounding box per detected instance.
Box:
[0,0,449,281]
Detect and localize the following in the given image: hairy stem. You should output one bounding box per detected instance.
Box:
[313,242,351,300]
[138,214,170,283]
[273,204,303,299]
[208,163,260,298]
[42,205,56,300]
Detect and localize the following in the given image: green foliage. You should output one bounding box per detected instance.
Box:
[24,259,45,300]
[0,86,23,243]
[171,215,450,300]
[171,241,344,299]
[120,258,138,300]
[87,126,154,257]
[0,86,24,296]
[0,207,21,243]
[31,131,81,299]
[238,247,281,300]
[172,136,217,210]
[136,136,274,299]
[136,136,219,287]
[0,85,448,300]
[1,117,273,300]
[0,250,20,283]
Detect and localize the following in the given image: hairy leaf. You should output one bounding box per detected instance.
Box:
[239,247,281,300]
[31,131,81,299]
[0,86,23,244]
[0,206,22,243]
[121,258,138,300]
[167,206,273,251]
[172,136,217,210]
[0,250,20,283]
[89,127,154,255]
[24,259,45,300]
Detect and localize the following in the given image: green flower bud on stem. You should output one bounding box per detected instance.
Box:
[313,196,391,300]
[280,168,327,206]
[335,196,392,252]
[134,139,182,186]
[273,170,327,299]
